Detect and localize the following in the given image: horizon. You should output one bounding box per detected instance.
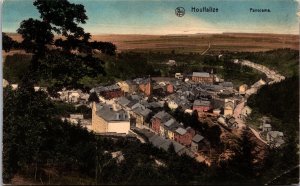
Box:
[4,32,300,36]
[3,0,299,35]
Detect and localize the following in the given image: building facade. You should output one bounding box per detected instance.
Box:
[92,102,130,134]
[191,72,214,84]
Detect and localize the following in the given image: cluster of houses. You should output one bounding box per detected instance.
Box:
[4,66,284,157]
[88,72,250,156]
[259,116,285,148]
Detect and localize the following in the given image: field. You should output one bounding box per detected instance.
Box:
[5,32,299,54]
[91,33,299,53]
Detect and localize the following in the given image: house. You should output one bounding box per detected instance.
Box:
[3,79,9,88]
[70,114,84,120]
[166,83,174,94]
[131,106,152,129]
[151,111,172,134]
[61,114,84,125]
[266,131,284,148]
[58,89,82,103]
[191,134,205,152]
[163,118,180,140]
[193,100,212,112]
[174,127,195,147]
[213,109,221,116]
[239,84,248,95]
[148,135,188,156]
[175,73,183,80]
[92,102,130,134]
[133,78,152,96]
[34,86,47,92]
[261,123,272,132]
[116,97,131,110]
[78,92,90,103]
[241,106,252,117]
[93,84,123,100]
[167,99,179,110]
[11,84,18,90]
[220,82,234,91]
[224,99,235,116]
[111,151,125,163]
[261,116,271,124]
[227,117,238,129]
[191,72,214,84]
[117,80,137,94]
[166,59,176,66]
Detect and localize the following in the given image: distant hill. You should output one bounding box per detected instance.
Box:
[5,32,299,53]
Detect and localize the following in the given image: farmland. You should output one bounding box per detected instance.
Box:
[5,32,299,54]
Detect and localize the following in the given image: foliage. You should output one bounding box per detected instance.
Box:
[248,76,299,134]
[88,92,99,103]
[13,0,116,90]
[2,33,20,52]
[247,76,299,183]
[35,50,105,90]
[17,18,54,53]
[3,54,32,83]
[106,52,157,80]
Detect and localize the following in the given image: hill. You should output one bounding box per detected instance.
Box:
[6,32,299,53]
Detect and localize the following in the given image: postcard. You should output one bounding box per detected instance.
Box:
[2,0,299,185]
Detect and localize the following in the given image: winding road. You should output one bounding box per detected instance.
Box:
[233,59,285,144]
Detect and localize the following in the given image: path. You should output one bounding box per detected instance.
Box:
[201,42,211,55]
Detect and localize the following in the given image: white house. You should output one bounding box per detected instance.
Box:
[92,103,130,134]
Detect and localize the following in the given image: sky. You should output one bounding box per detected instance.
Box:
[2,0,299,35]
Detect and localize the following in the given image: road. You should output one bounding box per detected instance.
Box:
[201,42,211,55]
[233,59,285,144]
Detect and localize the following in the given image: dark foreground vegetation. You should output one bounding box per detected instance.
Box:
[2,0,299,185]
[248,76,299,184]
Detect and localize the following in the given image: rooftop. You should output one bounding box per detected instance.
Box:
[192,72,210,78]
[153,111,172,122]
[93,84,120,93]
[192,134,204,143]
[268,131,284,138]
[95,104,129,122]
[132,106,152,117]
[193,100,211,106]
[175,127,187,135]
[117,97,131,106]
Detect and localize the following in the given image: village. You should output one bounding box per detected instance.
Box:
[3,59,286,164]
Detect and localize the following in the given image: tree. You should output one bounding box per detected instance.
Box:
[163,101,170,112]
[206,125,221,147]
[88,92,100,103]
[2,33,13,52]
[17,18,53,54]
[167,143,176,155]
